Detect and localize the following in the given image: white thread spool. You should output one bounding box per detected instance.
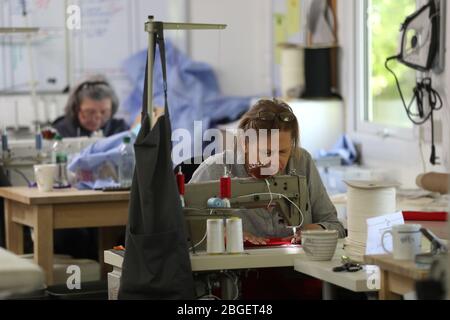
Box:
[280,44,304,98]
[226,217,244,254]
[207,219,225,254]
[344,180,398,261]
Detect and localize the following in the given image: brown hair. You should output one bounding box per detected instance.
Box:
[65,75,119,122]
[238,99,300,151]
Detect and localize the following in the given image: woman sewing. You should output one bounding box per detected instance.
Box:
[53,76,129,137]
[51,76,129,259]
[190,98,345,245]
[190,99,346,299]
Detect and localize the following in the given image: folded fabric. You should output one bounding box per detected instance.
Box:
[244,238,296,248]
[317,134,358,165]
[402,211,448,221]
[76,178,119,190]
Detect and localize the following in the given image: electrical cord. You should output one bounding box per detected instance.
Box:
[385,56,443,165]
[264,179,301,238]
[222,271,240,300]
[418,130,427,173]
[385,56,443,125]
[189,209,214,252]
[236,192,305,230]
[12,168,33,187]
[198,275,221,300]
[264,179,274,209]
[429,112,438,165]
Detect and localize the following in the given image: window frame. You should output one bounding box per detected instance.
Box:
[354,0,417,141]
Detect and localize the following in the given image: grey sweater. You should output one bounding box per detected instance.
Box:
[189,148,346,238]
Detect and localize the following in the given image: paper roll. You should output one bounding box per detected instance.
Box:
[207,219,225,254]
[226,217,244,254]
[280,44,304,98]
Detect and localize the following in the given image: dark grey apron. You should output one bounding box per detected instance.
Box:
[118,23,195,299]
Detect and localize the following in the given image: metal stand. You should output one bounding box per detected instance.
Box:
[220,275,236,300]
[144,16,226,128]
[322,282,338,300]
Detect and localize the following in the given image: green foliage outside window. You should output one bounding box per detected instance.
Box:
[368,0,417,127]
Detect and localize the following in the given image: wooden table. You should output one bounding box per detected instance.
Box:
[364,254,430,300]
[104,246,307,300]
[363,220,447,300]
[411,220,448,240]
[294,240,379,299]
[0,187,129,285]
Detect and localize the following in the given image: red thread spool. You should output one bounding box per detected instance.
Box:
[176,171,185,195]
[220,175,231,199]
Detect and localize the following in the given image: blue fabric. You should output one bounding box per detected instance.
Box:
[121,40,251,164]
[68,131,134,189]
[317,134,358,165]
[76,178,119,190]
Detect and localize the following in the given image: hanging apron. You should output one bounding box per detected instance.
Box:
[118,23,195,299]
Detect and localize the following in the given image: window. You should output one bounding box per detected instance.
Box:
[359,0,418,133]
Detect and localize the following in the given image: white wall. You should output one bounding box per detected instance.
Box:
[0,0,188,130]
[11,0,444,191]
[432,0,450,170]
[1,0,271,130]
[188,0,273,96]
[0,94,67,131]
[338,0,450,188]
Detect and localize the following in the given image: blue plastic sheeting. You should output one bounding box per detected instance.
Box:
[121,40,251,164]
[67,131,134,189]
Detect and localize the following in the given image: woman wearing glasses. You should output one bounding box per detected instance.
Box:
[51,76,129,259]
[190,99,346,299]
[53,75,129,137]
[190,99,345,245]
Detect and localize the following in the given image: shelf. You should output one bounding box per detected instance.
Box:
[0,27,39,34]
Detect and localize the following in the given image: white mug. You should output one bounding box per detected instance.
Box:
[34,164,57,192]
[381,224,422,260]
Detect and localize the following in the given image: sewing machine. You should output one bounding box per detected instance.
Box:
[183,175,311,248]
[0,136,100,186]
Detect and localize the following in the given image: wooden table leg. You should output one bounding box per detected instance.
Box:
[379,270,402,300]
[4,199,24,254]
[33,205,54,285]
[98,226,125,279]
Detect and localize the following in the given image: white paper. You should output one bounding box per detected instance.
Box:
[365,212,405,255]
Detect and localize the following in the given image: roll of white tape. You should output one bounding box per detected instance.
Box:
[344,182,397,261]
[207,219,225,254]
[226,217,244,254]
[347,186,396,218]
[280,46,304,97]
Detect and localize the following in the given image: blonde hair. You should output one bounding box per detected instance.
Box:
[238,99,300,151]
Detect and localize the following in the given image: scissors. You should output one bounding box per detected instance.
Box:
[332,263,362,272]
[332,255,363,272]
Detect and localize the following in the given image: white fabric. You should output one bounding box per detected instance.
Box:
[0,248,45,298]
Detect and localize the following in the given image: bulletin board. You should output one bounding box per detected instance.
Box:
[0,0,68,93]
[0,0,171,95]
